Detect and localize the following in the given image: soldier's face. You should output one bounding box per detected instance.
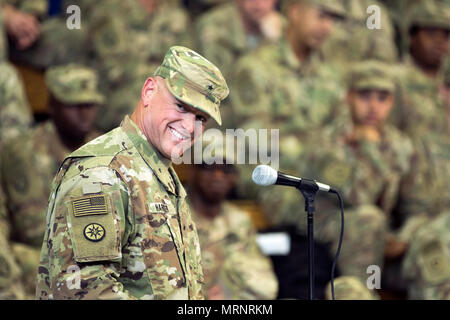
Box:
[410,27,449,69]
[50,97,99,140]
[192,164,238,204]
[235,0,278,24]
[288,4,335,50]
[141,77,210,160]
[347,89,394,128]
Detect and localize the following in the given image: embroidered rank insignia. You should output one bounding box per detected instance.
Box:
[83,223,105,242]
[72,194,108,217]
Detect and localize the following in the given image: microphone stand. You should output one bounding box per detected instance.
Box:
[296,179,319,300]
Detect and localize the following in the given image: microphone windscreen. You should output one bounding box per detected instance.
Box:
[252,165,278,186]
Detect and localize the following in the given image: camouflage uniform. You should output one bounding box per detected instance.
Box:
[194,202,278,300]
[7,0,89,69]
[402,212,450,300]
[230,0,347,132]
[89,0,193,132]
[258,61,414,281]
[1,65,103,298]
[230,35,347,198]
[0,156,26,300]
[36,47,229,300]
[324,276,379,300]
[0,1,7,61]
[0,62,32,147]
[390,1,450,140]
[194,1,286,80]
[322,0,398,64]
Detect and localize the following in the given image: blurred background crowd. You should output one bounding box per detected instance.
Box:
[0,0,449,300]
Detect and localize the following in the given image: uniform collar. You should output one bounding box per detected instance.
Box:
[121,115,186,197]
[280,37,324,75]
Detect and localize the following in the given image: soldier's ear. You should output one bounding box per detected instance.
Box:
[141,77,157,107]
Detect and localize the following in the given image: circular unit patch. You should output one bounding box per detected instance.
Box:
[83,223,106,242]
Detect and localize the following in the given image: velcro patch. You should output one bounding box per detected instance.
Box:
[72,194,109,217]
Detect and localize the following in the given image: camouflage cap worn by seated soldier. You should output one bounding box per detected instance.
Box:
[281,0,346,17]
[45,64,105,105]
[404,0,450,33]
[154,46,229,126]
[346,60,396,93]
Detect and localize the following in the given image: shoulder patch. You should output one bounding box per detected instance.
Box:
[83,223,106,242]
[72,194,109,217]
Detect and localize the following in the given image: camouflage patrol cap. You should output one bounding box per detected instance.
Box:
[154,46,229,126]
[405,0,450,32]
[282,0,346,18]
[346,60,396,92]
[45,64,105,105]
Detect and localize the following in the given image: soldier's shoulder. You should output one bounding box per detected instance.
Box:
[223,202,253,229]
[234,41,281,74]
[384,125,413,151]
[62,127,135,175]
[196,2,237,27]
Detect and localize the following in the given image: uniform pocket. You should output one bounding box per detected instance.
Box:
[140,218,186,299]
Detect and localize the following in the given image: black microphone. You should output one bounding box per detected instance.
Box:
[252,165,334,193]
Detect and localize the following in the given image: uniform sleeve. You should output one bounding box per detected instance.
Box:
[0,135,48,246]
[37,166,136,300]
[219,210,278,300]
[0,158,26,299]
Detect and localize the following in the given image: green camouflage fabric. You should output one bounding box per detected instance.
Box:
[154,46,229,126]
[396,132,450,243]
[36,116,204,300]
[4,0,47,17]
[230,37,346,133]
[258,124,414,280]
[89,0,193,132]
[193,202,278,300]
[346,59,396,92]
[45,64,105,105]
[0,62,32,147]
[194,2,286,81]
[230,37,346,198]
[1,121,101,246]
[442,56,450,85]
[325,276,379,300]
[402,211,450,300]
[281,0,346,17]
[0,4,7,62]
[0,156,26,300]
[194,2,285,128]
[391,57,447,141]
[8,1,89,69]
[322,0,398,64]
[0,121,100,297]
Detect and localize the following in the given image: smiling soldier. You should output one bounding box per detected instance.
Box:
[36,46,229,300]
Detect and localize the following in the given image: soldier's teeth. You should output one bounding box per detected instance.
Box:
[170,127,186,140]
